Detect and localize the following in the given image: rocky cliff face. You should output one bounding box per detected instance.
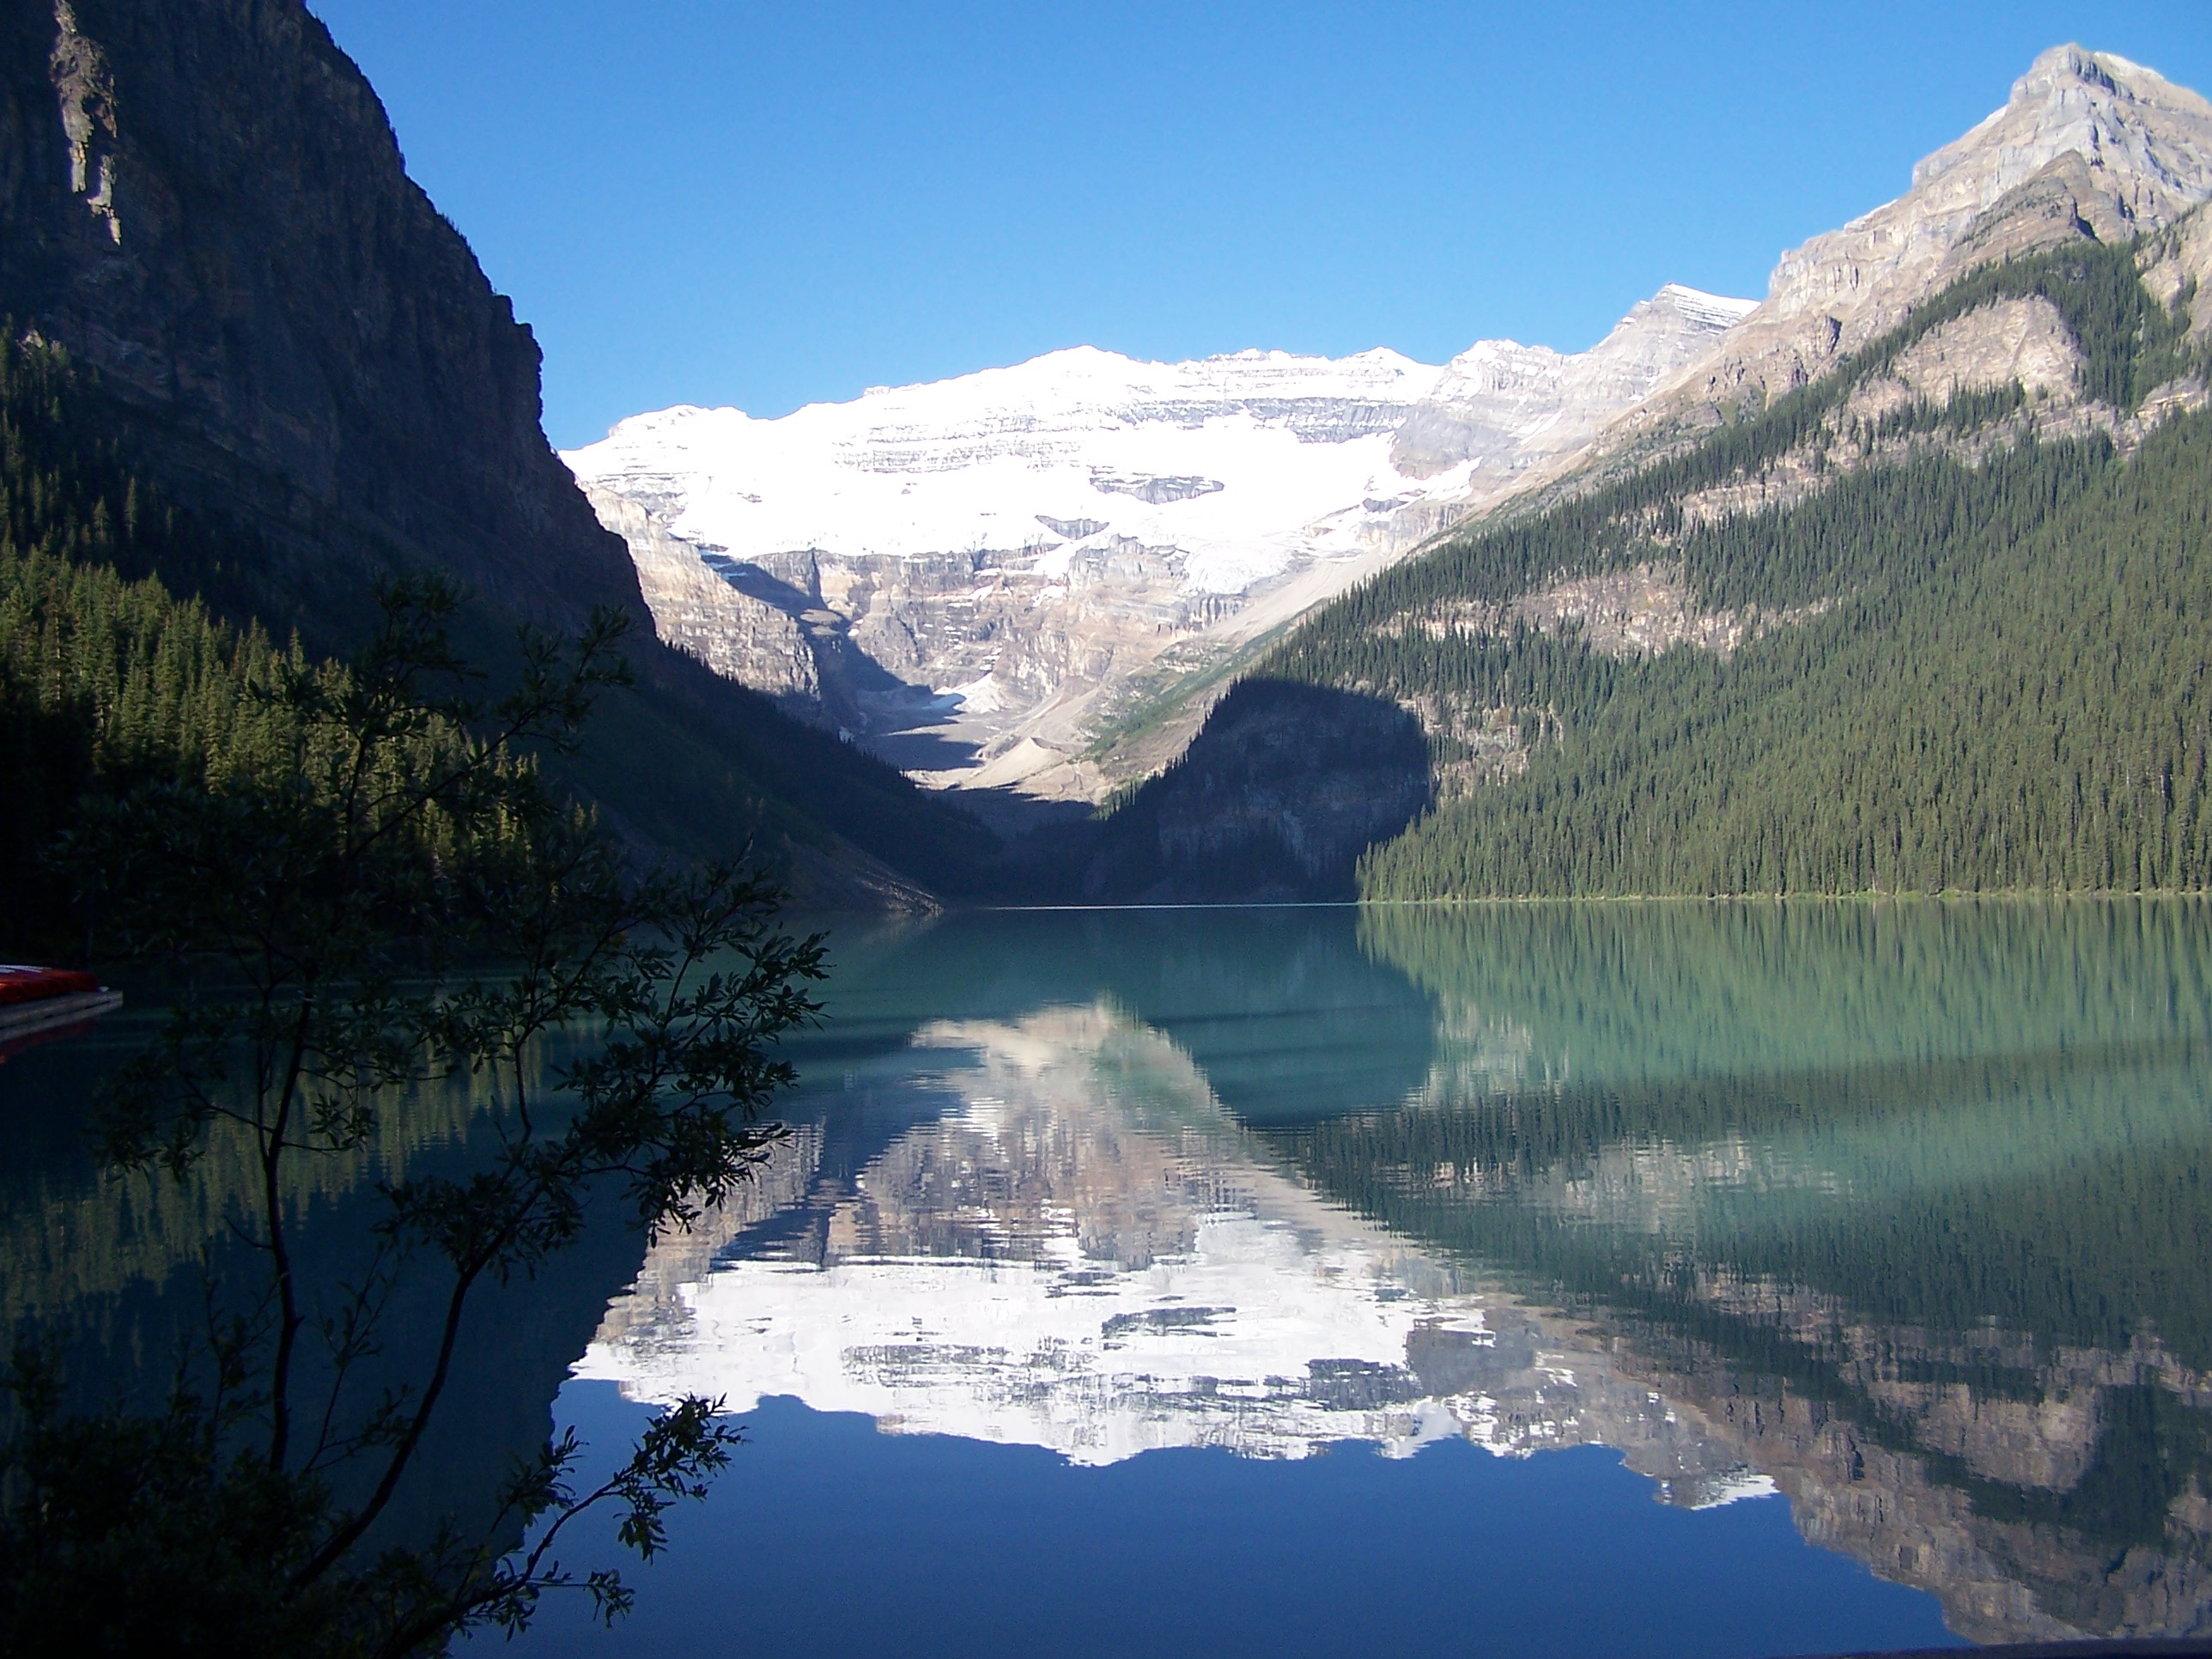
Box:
[567,293,1749,803]
[0,0,988,903]
[1388,283,1756,489]
[0,0,641,628]
[1628,46,2212,433]
[581,484,819,704]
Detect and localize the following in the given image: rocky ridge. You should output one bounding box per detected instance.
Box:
[566,291,1751,801]
[1622,46,2212,442]
[1382,283,1758,520]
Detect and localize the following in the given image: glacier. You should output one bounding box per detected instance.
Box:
[562,285,1754,799]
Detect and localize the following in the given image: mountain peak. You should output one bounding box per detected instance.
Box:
[1649,284,1760,329]
[2015,42,2209,118]
[1625,46,2212,428]
[1910,42,2212,216]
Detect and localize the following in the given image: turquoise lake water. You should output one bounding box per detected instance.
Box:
[506,902,2212,1656]
[9,901,2211,1653]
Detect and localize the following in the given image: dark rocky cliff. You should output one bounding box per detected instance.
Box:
[0,0,993,901]
[1057,679,1431,903]
[1,0,635,625]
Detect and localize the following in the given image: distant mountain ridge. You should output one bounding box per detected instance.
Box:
[1618,45,2212,445]
[566,285,1753,803]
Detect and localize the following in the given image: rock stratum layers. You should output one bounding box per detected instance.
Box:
[1638,46,2212,431]
[566,295,1753,802]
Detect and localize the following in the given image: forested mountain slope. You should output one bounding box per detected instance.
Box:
[1198,224,2212,898]
[0,0,992,909]
[0,335,972,946]
[1058,46,2212,808]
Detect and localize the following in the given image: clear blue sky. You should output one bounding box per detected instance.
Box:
[305,1,2212,450]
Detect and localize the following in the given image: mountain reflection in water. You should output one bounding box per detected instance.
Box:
[587,1004,1779,1488]
[573,903,2212,1649]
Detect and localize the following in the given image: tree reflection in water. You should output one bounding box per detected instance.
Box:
[12,902,2212,1647]
[579,902,2212,1647]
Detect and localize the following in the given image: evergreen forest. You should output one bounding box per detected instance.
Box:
[1257,237,2212,897]
[0,336,994,951]
[0,339,311,944]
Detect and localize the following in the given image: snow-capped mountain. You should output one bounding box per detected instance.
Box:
[562,287,1752,799]
[577,344,1444,598]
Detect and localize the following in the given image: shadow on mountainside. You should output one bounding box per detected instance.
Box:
[995,679,1432,904]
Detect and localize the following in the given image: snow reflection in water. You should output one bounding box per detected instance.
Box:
[585,1003,1784,1488]
[569,956,2212,1648]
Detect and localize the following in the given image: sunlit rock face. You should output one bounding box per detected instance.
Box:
[562,294,1748,800]
[1627,46,2212,431]
[1385,284,1757,509]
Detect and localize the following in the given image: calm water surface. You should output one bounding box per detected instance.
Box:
[9,902,2212,1655]
[512,902,2212,1656]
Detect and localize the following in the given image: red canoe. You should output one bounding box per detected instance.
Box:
[0,964,124,1059]
[0,965,101,1004]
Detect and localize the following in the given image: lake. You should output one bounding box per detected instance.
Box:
[514,901,2212,1656]
[9,901,2212,1654]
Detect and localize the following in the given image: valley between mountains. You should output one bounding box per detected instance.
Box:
[562,42,2212,905]
[7,15,2212,910]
